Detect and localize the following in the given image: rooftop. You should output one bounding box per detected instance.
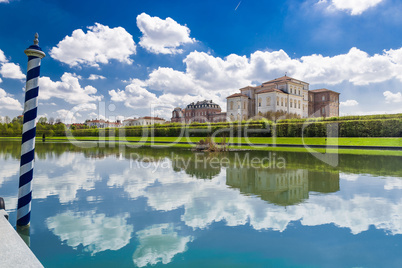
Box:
[227,93,249,99]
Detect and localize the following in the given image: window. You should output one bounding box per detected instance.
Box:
[298,90,300,95]
[237,101,241,109]
[281,97,283,106]
[266,97,271,106]
[294,100,297,108]
[290,99,292,108]
[243,101,246,109]
[285,98,288,106]
[298,100,301,109]
[277,98,279,106]
[322,96,325,101]
[258,98,262,107]
[230,101,233,110]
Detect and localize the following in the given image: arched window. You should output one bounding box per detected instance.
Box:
[258,98,262,107]
[277,97,279,106]
[266,97,271,106]
[298,100,301,109]
[281,98,283,106]
[294,99,297,108]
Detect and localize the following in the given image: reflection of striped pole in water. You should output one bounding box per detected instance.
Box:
[17,33,45,227]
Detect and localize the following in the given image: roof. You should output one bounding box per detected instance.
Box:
[226,93,249,99]
[262,75,307,85]
[141,116,165,120]
[310,88,340,94]
[256,88,287,94]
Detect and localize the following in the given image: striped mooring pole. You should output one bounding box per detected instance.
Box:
[17,33,45,227]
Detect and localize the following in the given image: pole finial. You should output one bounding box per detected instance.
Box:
[34,33,39,46]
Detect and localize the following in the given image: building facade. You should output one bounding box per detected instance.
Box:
[171,100,224,123]
[123,116,165,126]
[226,76,339,121]
[85,120,122,128]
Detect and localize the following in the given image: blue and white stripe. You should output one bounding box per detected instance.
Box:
[17,35,45,226]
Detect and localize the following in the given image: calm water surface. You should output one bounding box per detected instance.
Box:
[0,141,401,268]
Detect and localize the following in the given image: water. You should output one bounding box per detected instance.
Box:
[0,141,401,267]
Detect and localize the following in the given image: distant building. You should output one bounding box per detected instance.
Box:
[226,76,340,121]
[123,116,165,126]
[171,100,224,123]
[85,120,122,128]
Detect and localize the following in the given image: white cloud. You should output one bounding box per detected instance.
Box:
[340,99,359,106]
[0,49,25,80]
[0,0,11,3]
[318,0,385,15]
[39,73,102,104]
[0,49,6,62]
[133,224,193,267]
[137,13,195,54]
[50,23,136,67]
[47,211,133,255]
[0,88,23,111]
[88,74,106,80]
[0,63,25,79]
[383,91,402,103]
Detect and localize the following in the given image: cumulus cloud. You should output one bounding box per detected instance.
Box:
[137,13,195,54]
[0,63,25,79]
[383,91,402,103]
[47,211,133,255]
[88,74,106,80]
[0,88,23,111]
[110,46,402,114]
[0,49,6,62]
[133,224,193,267]
[318,0,385,15]
[50,23,136,67]
[340,99,359,106]
[0,49,25,80]
[39,73,102,104]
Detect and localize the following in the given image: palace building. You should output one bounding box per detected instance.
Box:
[226,76,340,121]
[171,100,226,123]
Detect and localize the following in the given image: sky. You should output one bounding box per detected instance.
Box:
[0,0,402,122]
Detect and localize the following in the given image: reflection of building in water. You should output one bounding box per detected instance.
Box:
[226,167,339,206]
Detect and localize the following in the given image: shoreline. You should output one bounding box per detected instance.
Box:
[1,137,401,156]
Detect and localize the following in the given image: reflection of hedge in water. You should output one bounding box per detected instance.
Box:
[1,141,401,178]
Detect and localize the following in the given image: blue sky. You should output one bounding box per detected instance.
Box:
[0,0,402,122]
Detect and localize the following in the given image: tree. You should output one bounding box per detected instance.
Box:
[49,117,55,125]
[38,117,47,124]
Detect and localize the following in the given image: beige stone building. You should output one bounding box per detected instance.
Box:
[226,76,339,121]
[123,116,165,126]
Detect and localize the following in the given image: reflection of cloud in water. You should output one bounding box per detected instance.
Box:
[384,177,402,190]
[34,154,101,203]
[109,164,402,235]
[0,159,19,186]
[340,172,360,181]
[46,211,133,255]
[133,224,193,267]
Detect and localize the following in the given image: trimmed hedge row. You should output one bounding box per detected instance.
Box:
[69,118,402,138]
